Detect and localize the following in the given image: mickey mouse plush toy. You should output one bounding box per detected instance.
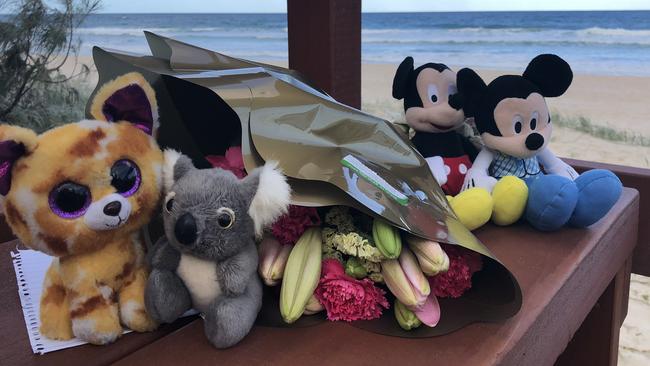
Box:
[393,57,528,230]
[456,54,623,231]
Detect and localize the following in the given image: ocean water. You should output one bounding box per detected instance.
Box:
[76,12,650,76]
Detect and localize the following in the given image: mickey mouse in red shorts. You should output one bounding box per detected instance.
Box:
[392,57,528,229]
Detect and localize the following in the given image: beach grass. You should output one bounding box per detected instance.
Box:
[551,111,650,147]
[7,79,93,133]
[363,99,650,148]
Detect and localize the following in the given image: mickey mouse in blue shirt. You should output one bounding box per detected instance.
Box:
[456,54,623,231]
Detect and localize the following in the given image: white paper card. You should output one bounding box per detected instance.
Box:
[11,248,197,355]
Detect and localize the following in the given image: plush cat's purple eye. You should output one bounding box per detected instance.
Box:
[111,159,141,197]
[49,182,92,218]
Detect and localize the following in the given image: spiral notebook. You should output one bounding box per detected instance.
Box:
[10,248,196,355]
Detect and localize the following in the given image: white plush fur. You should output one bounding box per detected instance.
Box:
[151,108,160,137]
[152,161,163,196]
[248,161,291,237]
[93,128,117,161]
[76,119,105,130]
[75,120,119,161]
[162,149,182,193]
[120,300,143,325]
[83,193,131,231]
[176,254,221,313]
[13,188,47,252]
[72,317,120,345]
[98,284,114,301]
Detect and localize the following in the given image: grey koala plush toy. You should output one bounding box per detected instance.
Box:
[145,151,291,348]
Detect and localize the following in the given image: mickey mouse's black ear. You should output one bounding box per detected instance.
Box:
[456,68,487,118]
[392,56,414,99]
[523,54,573,97]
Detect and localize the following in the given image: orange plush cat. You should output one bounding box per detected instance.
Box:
[0,73,164,345]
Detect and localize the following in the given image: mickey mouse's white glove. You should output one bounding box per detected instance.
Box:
[460,148,497,192]
[425,156,448,186]
[462,167,497,192]
[545,160,579,180]
[538,147,580,180]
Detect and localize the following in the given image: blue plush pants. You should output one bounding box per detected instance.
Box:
[523,169,622,232]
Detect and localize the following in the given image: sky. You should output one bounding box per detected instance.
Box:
[97,0,650,13]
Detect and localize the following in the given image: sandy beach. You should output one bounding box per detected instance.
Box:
[66,55,649,364]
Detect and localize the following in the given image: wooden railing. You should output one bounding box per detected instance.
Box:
[285,0,648,278]
[568,158,650,276]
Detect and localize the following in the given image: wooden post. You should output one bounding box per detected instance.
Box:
[554,257,632,366]
[287,0,361,108]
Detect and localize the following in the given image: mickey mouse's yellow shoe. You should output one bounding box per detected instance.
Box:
[491,176,528,226]
[448,188,494,231]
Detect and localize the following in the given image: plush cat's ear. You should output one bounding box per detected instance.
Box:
[392,56,414,100]
[243,161,291,238]
[162,149,194,193]
[0,125,38,196]
[523,54,573,97]
[89,72,159,135]
[456,68,487,118]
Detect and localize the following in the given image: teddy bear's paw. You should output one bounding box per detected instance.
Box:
[72,316,122,345]
[40,318,74,341]
[40,284,74,340]
[204,283,261,349]
[204,302,252,349]
[120,299,158,332]
[71,302,122,345]
[144,269,191,324]
[492,176,528,226]
[449,187,493,231]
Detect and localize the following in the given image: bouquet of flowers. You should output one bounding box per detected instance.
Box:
[209,147,484,331]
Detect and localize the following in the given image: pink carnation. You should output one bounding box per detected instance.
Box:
[206,146,246,179]
[429,245,483,298]
[271,205,321,246]
[315,259,389,322]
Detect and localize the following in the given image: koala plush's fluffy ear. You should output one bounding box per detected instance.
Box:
[162,149,195,192]
[244,161,291,238]
[523,54,573,97]
[456,68,487,118]
[0,125,38,196]
[392,56,414,100]
[89,72,160,136]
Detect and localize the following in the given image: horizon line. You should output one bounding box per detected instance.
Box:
[3,9,650,15]
[3,9,650,16]
[92,9,650,14]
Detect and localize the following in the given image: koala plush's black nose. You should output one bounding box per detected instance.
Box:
[103,201,122,216]
[175,213,197,245]
[525,133,544,151]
